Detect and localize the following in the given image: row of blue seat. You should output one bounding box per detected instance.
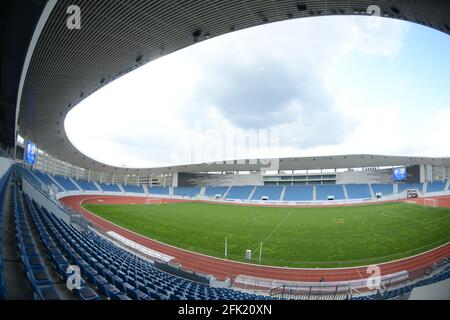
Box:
[22,188,101,300]
[27,191,270,300]
[0,169,11,299]
[12,181,63,300]
[53,175,79,191]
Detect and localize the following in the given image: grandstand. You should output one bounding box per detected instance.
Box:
[316,185,346,201]
[98,183,121,193]
[1,0,449,302]
[122,185,145,194]
[251,186,283,201]
[225,186,255,200]
[283,186,314,201]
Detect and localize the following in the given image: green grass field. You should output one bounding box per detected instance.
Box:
[83,202,450,268]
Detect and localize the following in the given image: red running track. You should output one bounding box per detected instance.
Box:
[60,195,450,283]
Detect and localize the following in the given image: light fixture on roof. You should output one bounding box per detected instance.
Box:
[192,29,202,42]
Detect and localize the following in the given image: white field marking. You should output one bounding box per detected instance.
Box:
[382,206,450,226]
[258,208,294,249]
[379,209,425,225]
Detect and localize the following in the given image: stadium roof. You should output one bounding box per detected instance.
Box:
[2,0,449,174]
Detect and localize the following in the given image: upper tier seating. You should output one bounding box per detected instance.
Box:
[204,186,229,198]
[53,175,79,191]
[316,185,345,200]
[98,183,121,192]
[75,179,99,191]
[32,171,60,192]
[27,194,269,300]
[283,186,313,201]
[345,184,371,199]
[398,183,424,194]
[148,186,170,195]
[371,184,394,196]
[224,186,255,200]
[122,185,145,193]
[0,169,11,299]
[426,181,447,193]
[251,186,283,201]
[173,187,201,198]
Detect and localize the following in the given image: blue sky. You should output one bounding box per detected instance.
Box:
[65,16,450,168]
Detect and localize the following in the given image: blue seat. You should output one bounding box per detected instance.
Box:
[27,269,52,287]
[33,286,61,300]
[73,286,100,300]
[110,291,132,300]
[97,282,120,298]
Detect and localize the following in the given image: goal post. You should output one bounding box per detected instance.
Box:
[423,198,438,208]
[144,198,162,205]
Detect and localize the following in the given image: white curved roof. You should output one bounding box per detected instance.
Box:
[17,0,450,174]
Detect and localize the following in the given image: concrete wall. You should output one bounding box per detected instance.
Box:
[0,156,14,177]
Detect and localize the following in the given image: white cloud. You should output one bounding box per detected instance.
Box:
[64,16,447,169]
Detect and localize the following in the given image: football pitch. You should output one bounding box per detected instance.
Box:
[83,201,450,268]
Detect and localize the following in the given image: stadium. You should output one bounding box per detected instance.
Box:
[1,0,449,304]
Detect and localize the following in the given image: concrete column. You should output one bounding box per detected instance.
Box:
[172,172,179,188]
[419,164,426,183]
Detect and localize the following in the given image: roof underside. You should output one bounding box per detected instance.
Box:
[16,0,450,174]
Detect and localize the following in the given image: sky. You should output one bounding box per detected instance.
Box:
[64,15,450,169]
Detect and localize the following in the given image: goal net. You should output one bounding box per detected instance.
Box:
[144,198,162,205]
[423,198,438,208]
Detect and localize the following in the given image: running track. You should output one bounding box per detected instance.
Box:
[60,195,450,283]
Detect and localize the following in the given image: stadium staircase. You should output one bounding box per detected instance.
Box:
[47,175,65,192]
[342,185,349,200]
[312,186,317,201]
[280,186,286,201]
[222,186,231,199]
[446,180,450,192]
[93,181,102,192]
[199,187,206,197]
[117,184,125,193]
[68,177,82,191]
[142,185,149,195]
[247,186,257,201]
[422,183,427,194]
[393,184,399,194]
[368,184,375,198]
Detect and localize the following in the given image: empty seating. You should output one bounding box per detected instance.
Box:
[426,181,447,193]
[251,186,283,201]
[98,183,120,192]
[148,186,169,195]
[173,187,201,198]
[26,195,268,300]
[316,185,345,200]
[371,184,394,196]
[32,171,60,192]
[122,185,144,193]
[204,186,229,198]
[398,183,423,193]
[225,186,255,200]
[345,184,371,199]
[283,186,313,201]
[0,169,11,299]
[53,175,79,191]
[75,179,99,191]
